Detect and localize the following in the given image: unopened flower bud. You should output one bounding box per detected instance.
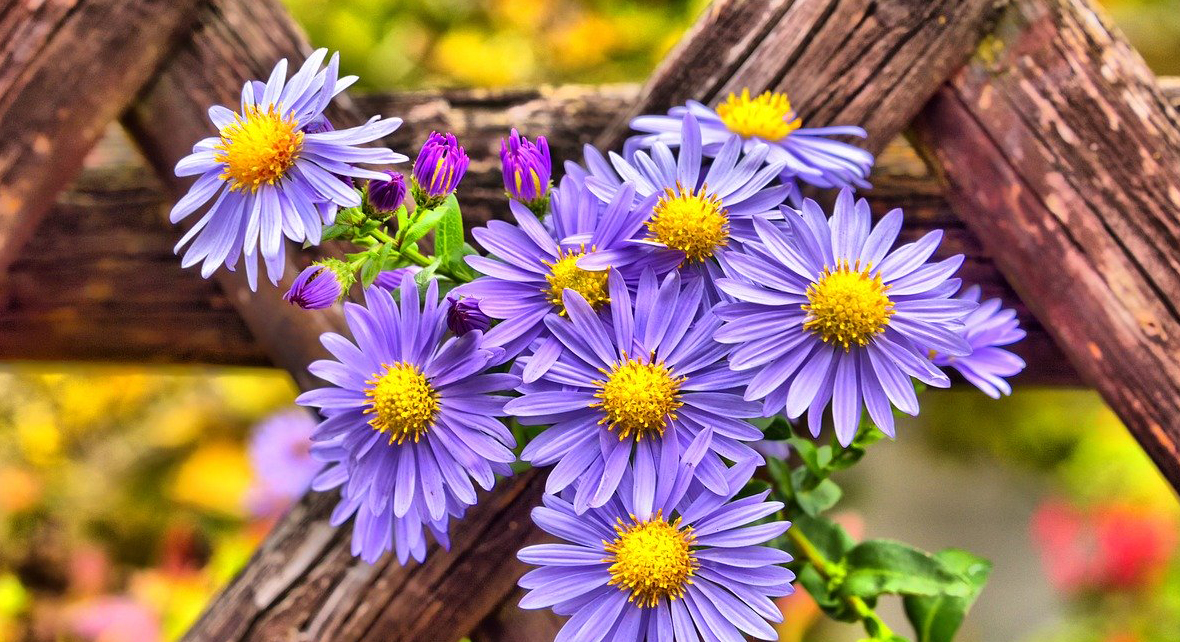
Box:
[411,132,469,208]
[366,171,407,216]
[283,260,353,309]
[500,128,551,212]
[446,294,491,335]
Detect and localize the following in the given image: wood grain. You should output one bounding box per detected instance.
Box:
[598,0,1007,153]
[0,0,203,272]
[911,0,1180,489]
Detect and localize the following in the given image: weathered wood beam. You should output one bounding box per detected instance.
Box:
[0,0,203,273]
[911,0,1180,490]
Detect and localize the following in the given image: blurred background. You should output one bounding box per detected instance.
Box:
[1,0,1178,640]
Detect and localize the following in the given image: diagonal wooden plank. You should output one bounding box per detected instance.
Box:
[0,0,204,273]
[910,0,1180,490]
[118,1,1011,640]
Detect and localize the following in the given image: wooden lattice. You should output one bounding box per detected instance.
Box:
[2,0,1179,640]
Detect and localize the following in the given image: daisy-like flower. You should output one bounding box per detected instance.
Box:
[297,276,519,563]
[460,183,661,360]
[517,457,793,641]
[933,285,1026,398]
[628,89,873,190]
[171,49,406,289]
[714,189,976,445]
[505,269,763,513]
[575,113,791,299]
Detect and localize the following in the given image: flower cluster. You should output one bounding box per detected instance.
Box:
[170,54,1025,641]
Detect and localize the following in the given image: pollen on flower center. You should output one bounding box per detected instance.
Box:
[716,89,802,142]
[647,183,729,263]
[215,105,304,192]
[364,362,438,444]
[802,260,894,350]
[605,511,698,608]
[542,248,610,314]
[592,352,685,440]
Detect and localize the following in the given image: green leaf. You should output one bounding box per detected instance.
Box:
[795,478,843,516]
[402,206,448,248]
[360,257,382,288]
[796,564,856,622]
[761,416,794,441]
[414,257,442,290]
[841,541,969,600]
[902,550,992,642]
[791,514,855,563]
[434,195,464,263]
[765,457,793,499]
[320,223,352,242]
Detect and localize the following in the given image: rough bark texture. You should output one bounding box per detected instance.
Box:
[598,0,1008,153]
[911,0,1180,489]
[0,0,202,272]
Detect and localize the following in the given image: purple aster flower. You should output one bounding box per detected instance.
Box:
[714,189,976,445]
[245,408,321,517]
[933,285,1026,398]
[412,132,469,207]
[517,457,793,641]
[501,128,552,207]
[283,259,352,310]
[447,294,491,335]
[171,49,407,290]
[366,170,407,214]
[505,269,763,513]
[574,113,791,301]
[297,276,519,564]
[459,184,659,361]
[628,89,874,190]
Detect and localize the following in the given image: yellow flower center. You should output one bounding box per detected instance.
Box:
[214,105,304,192]
[716,89,802,142]
[542,248,610,314]
[802,260,894,350]
[605,512,698,608]
[647,184,729,263]
[592,352,685,440]
[364,362,438,444]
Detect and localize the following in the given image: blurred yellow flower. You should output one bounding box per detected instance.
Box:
[433,29,535,87]
[170,442,252,518]
[211,371,297,418]
[547,13,618,70]
[0,467,41,514]
[15,402,60,465]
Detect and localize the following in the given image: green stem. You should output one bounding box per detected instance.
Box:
[787,522,895,639]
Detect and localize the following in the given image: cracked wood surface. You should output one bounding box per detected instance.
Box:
[911,0,1180,490]
[0,0,204,272]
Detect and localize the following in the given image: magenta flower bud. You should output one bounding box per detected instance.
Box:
[411,132,469,207]
[366,171,407,214]
[500,128,551,207]
[283,260,353,310]
[446,294,491,335]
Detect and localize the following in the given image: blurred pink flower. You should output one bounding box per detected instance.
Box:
[69,596,160,642]
[245,409,322,518]
[1032,499,1177,594]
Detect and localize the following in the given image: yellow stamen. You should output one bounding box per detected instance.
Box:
[647,183,729,263]
[214,105,303,192]
[363,362,438,444]
[604,511,698,608]
[542,247,610,314]
[802,260,894,350]
[716,89,802,142]
[592,351,685,440]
